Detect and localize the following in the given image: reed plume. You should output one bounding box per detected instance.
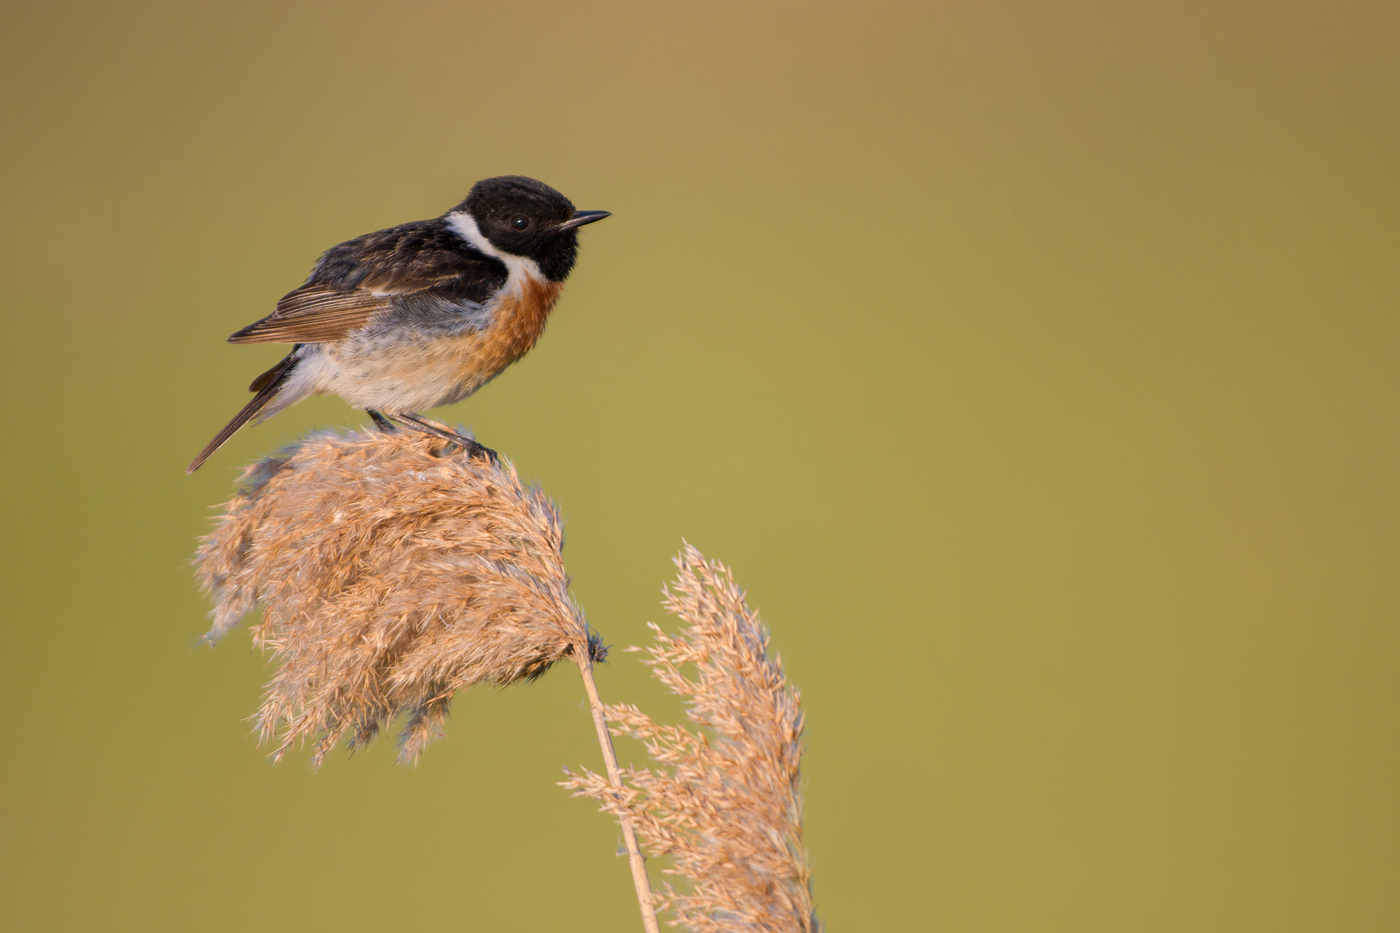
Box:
[562,544,819,933]
[192,428,599,765]
[190,433,817,933]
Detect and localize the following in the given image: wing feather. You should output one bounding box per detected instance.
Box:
[228,288,389,344]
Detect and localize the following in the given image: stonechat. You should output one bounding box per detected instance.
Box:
[187,175,609,473]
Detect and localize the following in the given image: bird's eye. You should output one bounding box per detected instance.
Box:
[511,215,530,231]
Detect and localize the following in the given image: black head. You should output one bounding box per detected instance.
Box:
[456,175,609,282]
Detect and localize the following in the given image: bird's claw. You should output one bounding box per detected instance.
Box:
[460,438,499,464]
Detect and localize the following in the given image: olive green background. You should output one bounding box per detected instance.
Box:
[2,1,1396,929]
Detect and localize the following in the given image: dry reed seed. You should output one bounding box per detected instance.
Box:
[562,545,819,933]
[194,428,595,765]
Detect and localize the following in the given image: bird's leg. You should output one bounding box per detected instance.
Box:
[367,410,396,432]
[387,412,498,463]
[386,411,464,443]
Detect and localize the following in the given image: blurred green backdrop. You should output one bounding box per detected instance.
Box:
[1,1,1396,930]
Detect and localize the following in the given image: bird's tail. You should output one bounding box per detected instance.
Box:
[186,353,298,474]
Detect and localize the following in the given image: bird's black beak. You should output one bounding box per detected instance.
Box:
[557,210,611,231]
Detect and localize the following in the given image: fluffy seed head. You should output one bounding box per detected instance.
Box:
[562,544,819,933]
[193,429,598,765]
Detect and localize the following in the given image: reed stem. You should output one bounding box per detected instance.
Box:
[574,649,661,933]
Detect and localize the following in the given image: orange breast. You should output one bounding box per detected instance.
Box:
[472,276,564,378]
[423,275,564,405]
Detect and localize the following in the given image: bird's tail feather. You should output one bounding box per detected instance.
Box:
[186,353,297,474]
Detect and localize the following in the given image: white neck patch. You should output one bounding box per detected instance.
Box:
[446,211,544,285]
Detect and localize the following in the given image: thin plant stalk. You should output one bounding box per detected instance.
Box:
[574,651,661,933]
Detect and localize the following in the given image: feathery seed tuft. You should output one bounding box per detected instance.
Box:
[562,545,819,933]
[193,429,595,765]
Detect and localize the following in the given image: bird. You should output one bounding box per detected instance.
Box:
[186,175,610,473]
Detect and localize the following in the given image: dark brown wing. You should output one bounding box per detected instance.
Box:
[227,218,510,345]
[227,287,390,344]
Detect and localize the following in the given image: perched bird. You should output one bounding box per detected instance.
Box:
[187,175,609,473]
